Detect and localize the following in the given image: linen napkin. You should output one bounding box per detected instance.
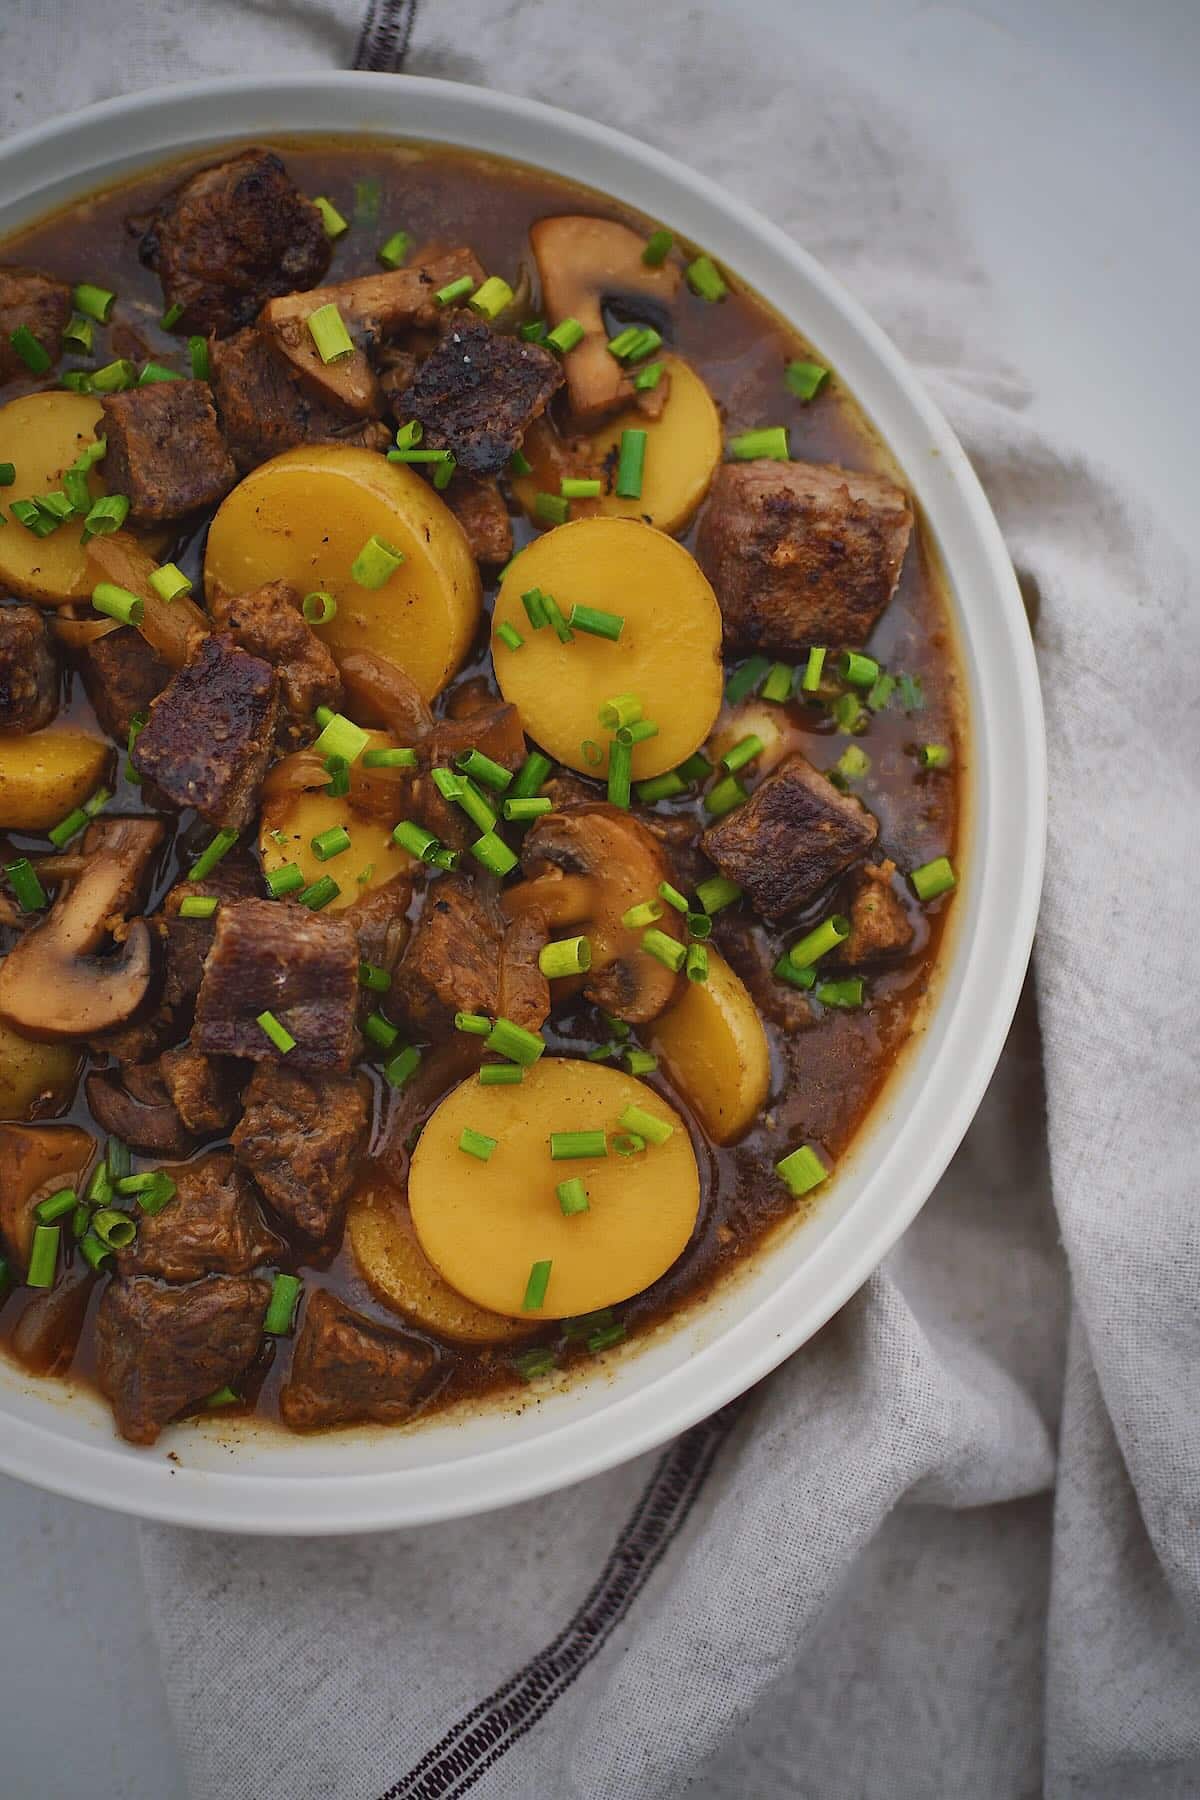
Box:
[7,3,1200,1796]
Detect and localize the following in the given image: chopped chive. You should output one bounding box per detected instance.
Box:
[459,1126,498,1163]
[91,1207,137,1249]
[392,820,440,860]
[539,935,592,979]
[557,1176,589,1216]
[502,795,552,821]
[189,827,238,881]
[435,275,476,307]
[616,722,659,750]
[607,737,632,809]
[361,745,416,768]
[816,977,865,1008]
[469,831,518,876]
[26,1224,60,1288]
[324,754,350,799]
[256,1010,296,1054]
[658,881,688,913]
[149,561,193,603]
[8,326,50,374]
[617,1103,673,1146]
[63,466,92,512]
[522,1259,552,1311]
[521,587,549,629]
[583,740,605,769]
[512,1345,556,1380]
[351,534,405,588]
[10,497,60,536]
[511,751,553,798]
[686,911,712,940]
[545,317,584,354]
[63,312,94,353]
[91,580,143,626]
[633,770,686,804]
[160,301,184,330]
[0,462,14,485]
[726,655,771,703]
[33,1187,77,1225]
[642,229,674,266]
[550,1130,608,1161]
[387,448,453,465]
[364,1011,400,1051]
[59,372,94,394]
[696,874,742,914]
[622,900,663,929]
[382,1045,422,1088]
[833,744,870,786]
[359,960,391,993]
[455,1011,492,1036]
[37,490,76,522]
[71,281,115,324]
[519,320,548,343]
[312,711,370,764]
[611,1131,646,1157]
[4,858,47,912]
[608,326,662,362]
[138,361,183,385]
[46,794,103,850]
[788,914,850,970]
[455,777,499,834]
[298,875,340,910]
[677,754,713,785]
[378,229,411,269]
[832,692,866,734]
[801,646,827,693]
[839,650,880,688]
[777,1144,829,1196]
[729,426,789,461]
[311,824,352,862]
[633,361,664,391]
[485,1017,545,1065]
[187,336,210,381]
[468,275,516,319]
[685,943,709,983]
[509,447,533,477]
[867,672,896,712]
[106,1138,132,1181]
[561,477,602,499]
[910,856,956,901]
[80,494,130,543]
[569,603,624,641]
[642,927,686,973]
[480,1062,523,1085]
[455,748,513,792]
[785,359,829,401]
[356,863,377,884]
[496,620,524,652]
[686,255,728,301]
[265,863,305,898]
[704,774,747,817]
[761,662,793,704]
[542,593,574,643]
[178,895,218,920]
[90,358,137,392]
[588,1321,627,1353]
[615,428,647,499]
[71,1204,90,1241]
[394,419,423,451]
[78,1233,112,1271]
[624,1048,657,1076]
[598,693,642,730]
[535,491,570,526]
[313,195,349,238]
[720,733,764,775]
[919,743,951,769]
[264,1272,303,1336]
[898,673,925,712]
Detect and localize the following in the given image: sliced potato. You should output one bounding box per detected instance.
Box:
[409,1057,699,1319]
[0,393,106,604]
[649,947,770,1144]
[204,445,482,701]
[0,730,111,831]
[0,1020,81,1121]
[348,1179,536,1344]
[492,517,722,780]
[513,357,722,535]
[259,733,415,910]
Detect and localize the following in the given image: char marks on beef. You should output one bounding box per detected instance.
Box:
[131,635,278,828]
[208,580,342,732]
[99,380,236,523]
[701,753,878,919]
[403,311,563,477]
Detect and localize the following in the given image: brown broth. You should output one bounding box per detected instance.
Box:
[0,139,963,1437]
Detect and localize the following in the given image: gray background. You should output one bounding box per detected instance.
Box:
[1,0,1196,1793]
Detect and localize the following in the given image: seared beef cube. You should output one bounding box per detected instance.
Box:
[411,700,526,850]
[158,1043,243,1134]
[697,460,913,654]
[232,1066,370,1247]
[121,1152,278,1281]
[441,474,513,565]
[841,860,914,966]
[95,1273,270,1445]
[81,624,170,742]
[350,875,413,976]
[158,858,262,1012]
[211,326,390,471]
[391,875,548,1039]
[194,898,359,1071]
[99,381,236,524]
[701,754,878,919]
[279,1289,436,1431]
[85,1062,195,1158]
[404,311,562,477]
[138,149,331,338]
[0,266,71,385]
[208,580,342,730]
[0,604,58,732]
[132,635,278,828]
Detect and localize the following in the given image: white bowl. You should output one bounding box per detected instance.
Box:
[0,74,1045,1533]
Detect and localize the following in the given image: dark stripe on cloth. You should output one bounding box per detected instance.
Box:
[355,0,419,72]
[379,1405,740,1800]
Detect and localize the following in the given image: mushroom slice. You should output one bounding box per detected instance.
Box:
[529,217,681,428]
[338,649,434,740]
[0,817,164,1041]
[502,803,682,1024]
[258,291,382,418]
[0,1123,93,1273]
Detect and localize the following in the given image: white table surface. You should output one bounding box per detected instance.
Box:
[2,3,1196,1794]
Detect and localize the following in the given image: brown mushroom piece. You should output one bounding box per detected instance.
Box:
[0,817,164,1040]
[337,649,434,740]
[257,291,382,418]
[529,217,681,428]
[501,803,683,1025]
[0,1123,94,1275]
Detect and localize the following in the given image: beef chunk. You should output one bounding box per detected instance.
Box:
[158,857,262,1013]
[411,700,526,850]
[391,875,548,1039]
[158,1043,244,1134]
[208,580,342,730]
[0,604,58,732]
[99,381,236,523]
[85,1062,195,1157]
[701,753,878,920]
[697,459,914,655]
[350,875,413,975]
[211,326,390,471]
[81,624,170,742]
[441,474,513,565]
[0,266,71,385]
[132,635,278,828]
[279,1289,436,1432]
[121,1152,278,1281]
[841,860,915,966]
[232,1066,370,1247]
[194,898,359,1072]
[404,311,562,477]
[95,1273,270,1445]
[137,149,331,338]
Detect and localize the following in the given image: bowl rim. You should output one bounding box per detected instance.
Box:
[0,72,1046,1534]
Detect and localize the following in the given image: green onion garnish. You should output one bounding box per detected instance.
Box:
[188,827,238,881]
[685,943,709,983]
[839,650,880,688]
[359,960,391,992]
[496,621,524,652]
[435,275,476,307]
[33,1187,77,1226]
[10,498,59,536]
[469,831,518,876]
[311,824,352,862]
[615,429,646,499]
[106,1138,132,1180]
[351,534,405,589]
[63,313,94,353]
[266,863,305,899]
[4,858,47,913]
[633,362,664,391]
[695,874,741,914]
[561,477,602,499]
[726,655,771,703]
[188,337,210,381]
[256,1010,296,1054]
[569,603,624,641]
[704,775,747,817]
[801,646,827,693]
[455,748,513,792]
[480,1062,523,1085]
[298,876,340,911]
[312,710,369,764]
[633,771,686,804]
[392,820,439,860]
[178,895,218,920]
[775,953,814,989]
[91,1207,137,1249]
[161,301,184,330]
[26,1224,60,1288]
[522,1259,552,1311]
[642,928,686,973]
[834,744,870,784]
[832,693,865,735]
[607,737,632,809]
[720,734,764,775]
[264,1273,303,1335]
[0,462,13,485]
[485,1017,545,1065]
[313,195,349,239]
[509,448,532,476]
[119,1170,177,1214]
[138,361,183,385]
[538,935,592,979]
[617,1103,673,1146]
[511,751,552,799]
[611,1133,646,1157]
[78,1233,112,1271]
[816,978,864,1008]
[557,1177,589,1216]
[72,282,116,323]
[81,495,130,542]
[910,856,956,901]
[468,276,515,320]
[898,673,925,712]
[378,230,411,269]
[545,317,584,354]
[621,900,662,929]
[729,426,789,461]
[761,662,793,704]
[382,1045,422,1088]
[91,580,142,626]
[459,1126,498,1163]
[535,491,570,526]
[519,320,548,343]
[919,744,951,769]
[550,1130,608,1161]
[324,756,350,799]
[599,695,642,730]
[90,358,137,392]
[642,229,674,266]
[9,326,52,374]
[784,360,829,402]
[686,255,728,302]
[867,673,896,711]
[307,302,355,364]
[149,562,192,603]
[624,1049,657,1077]
[788,914,850,970]
[361,745,417,768]
[455,1012,492,1036]
[686,911,712,940]
[521,587,549,629]
[512,1346,556,1380]
[542,593,574,643]
[657,881,688,913]
[777,1144,829,1196]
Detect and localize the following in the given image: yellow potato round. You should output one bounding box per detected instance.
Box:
[409,1057,699,1320]
[0,730,111,831]
[0,1019,81,1121]
[513,357,722,535]
[492,517,723,779]
[204,445,482,701]
[650,947,771,1145]
[260,735,414,910]
[348,1180,536,1345]
[0,393,106,604]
